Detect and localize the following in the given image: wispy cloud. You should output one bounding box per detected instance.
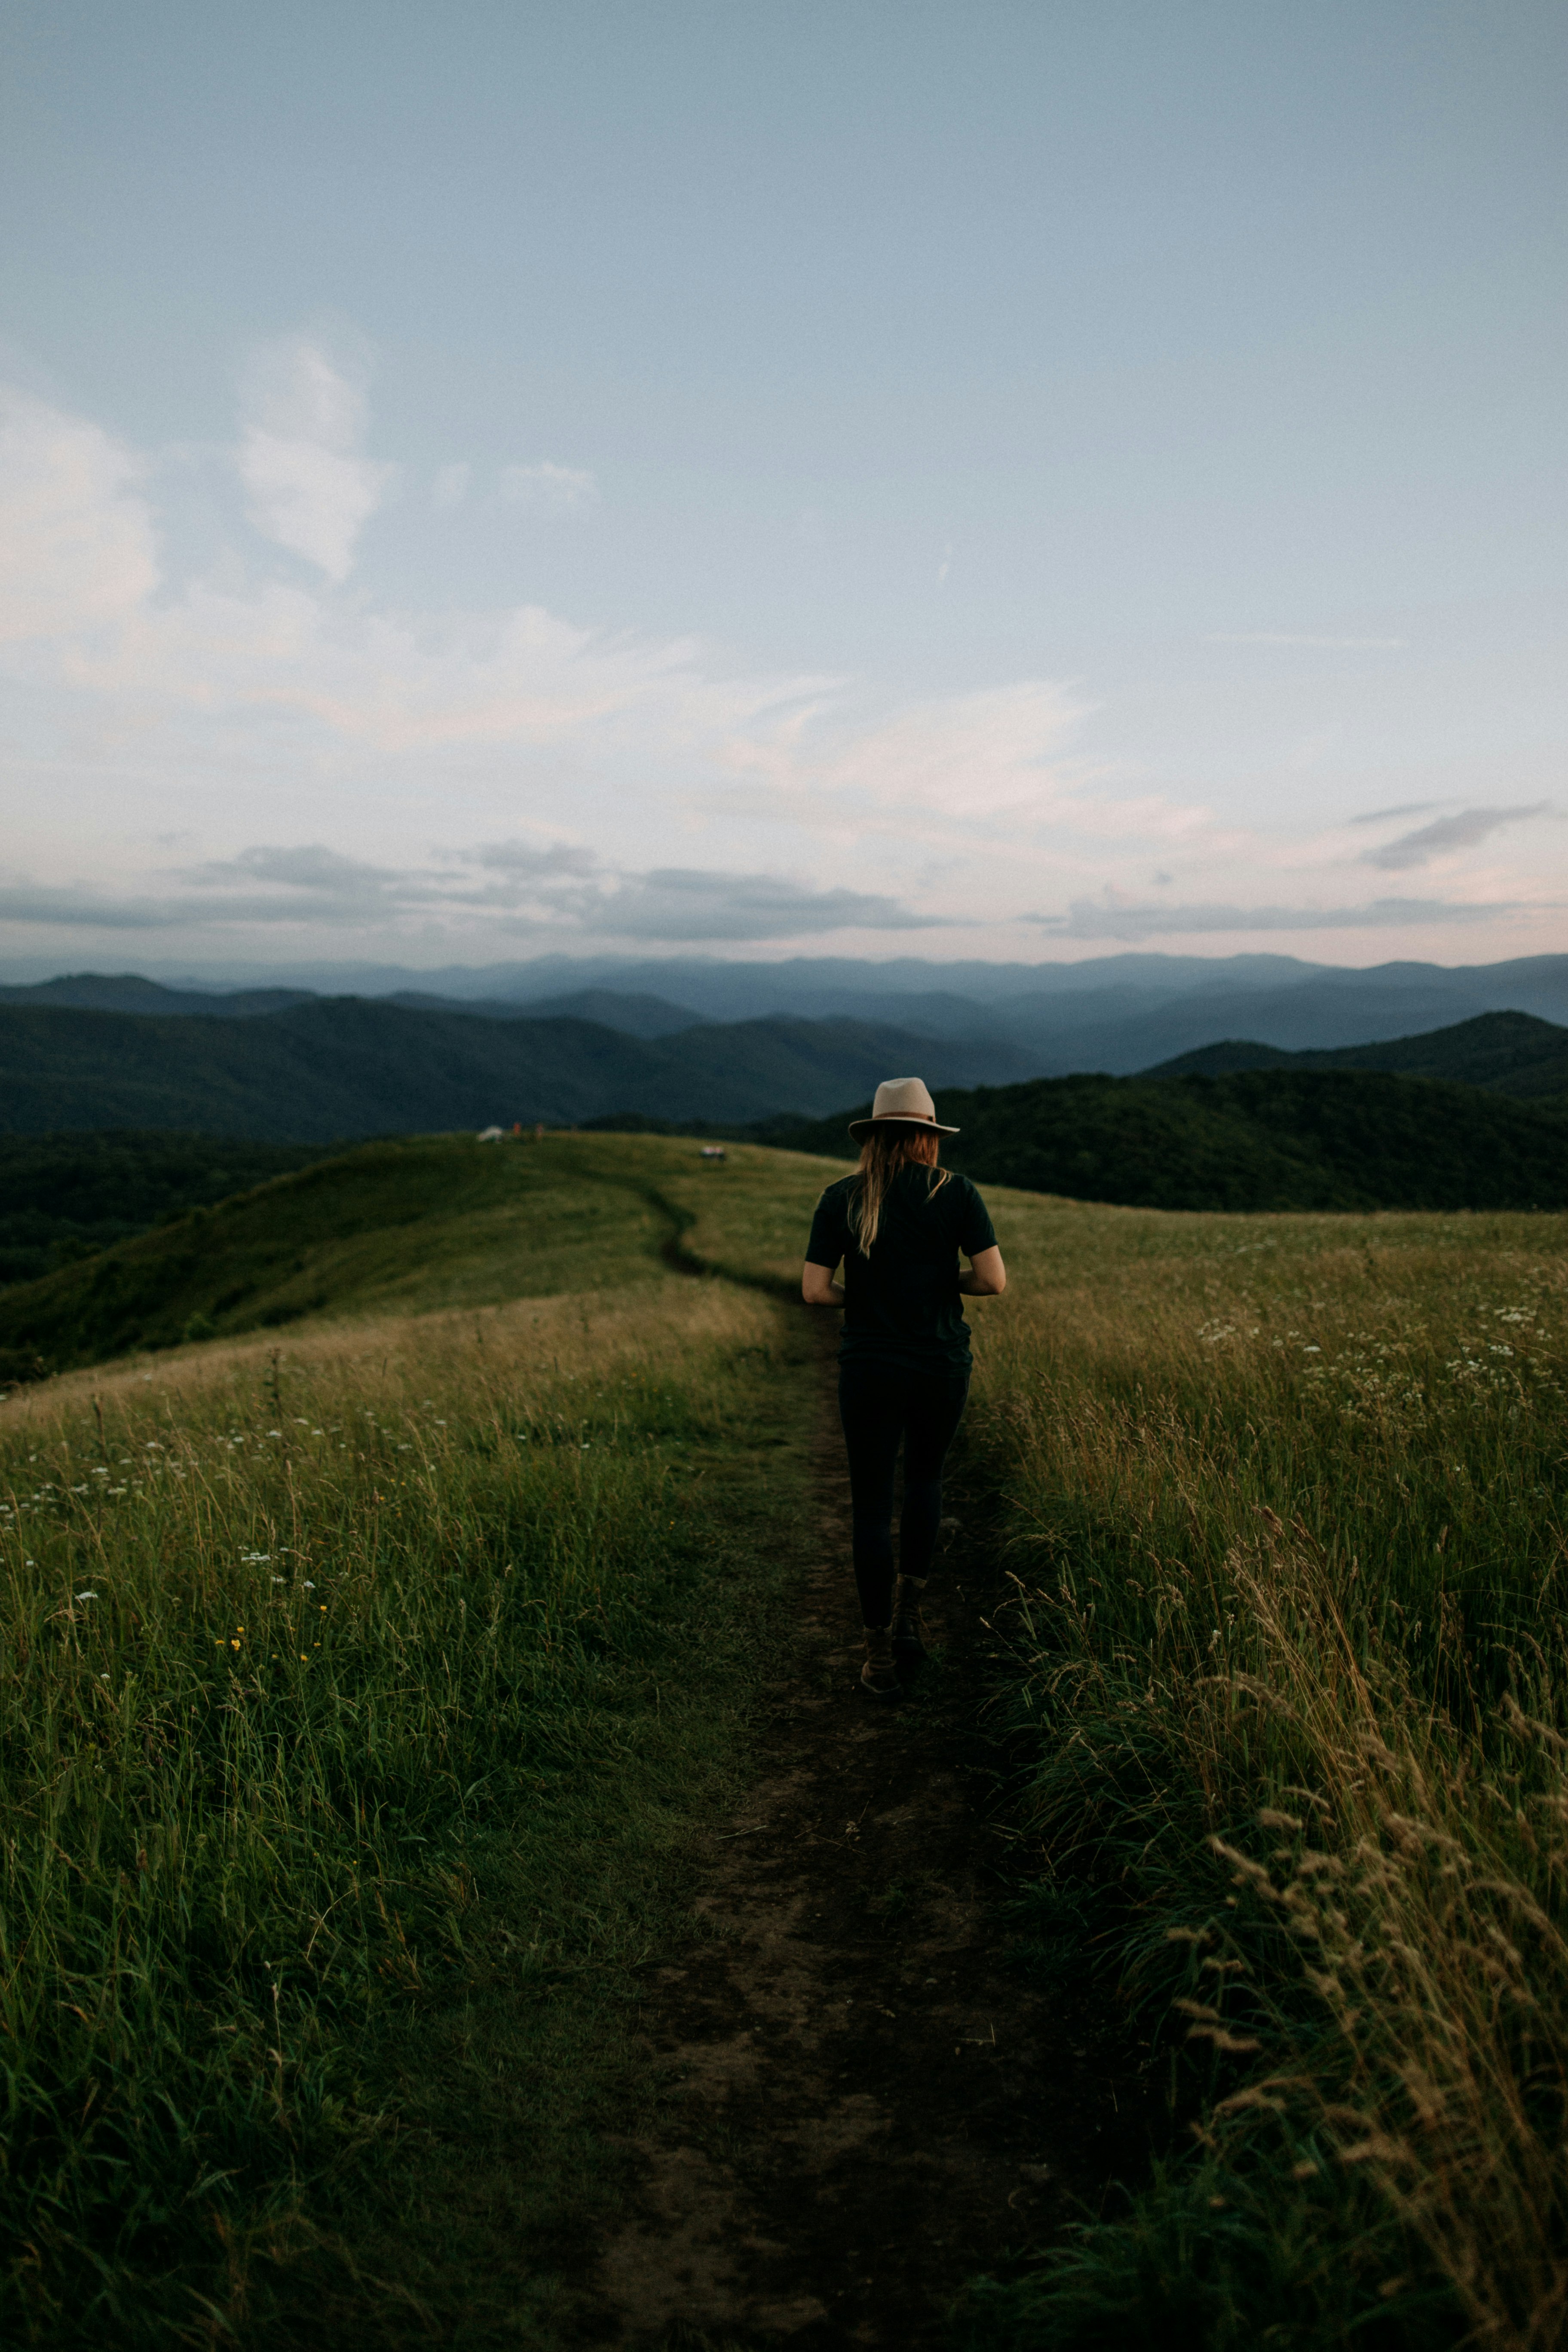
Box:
[1025,896,1527,942]
[499,461,598,511]
[1208,632,1406,650]
[0,841,943,947]
[1,364,1563,968]
[237,337,395,580]
[588,868,945,942]
[0,388,157,643]
[1351,801,1438,827]
[1363,802,1553,872]
[0,881,173,930]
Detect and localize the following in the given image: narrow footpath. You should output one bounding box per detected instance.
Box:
[581,1332,1151,2348]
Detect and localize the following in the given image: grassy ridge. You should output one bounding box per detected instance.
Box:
[956,1197,1568,2346]
[0,1138,823,2346]
[0,1135,688,1375]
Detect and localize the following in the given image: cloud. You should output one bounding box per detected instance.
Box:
[0,880,172,930]
[1208,633,1406,650]
[1362,802,1553,872]
[587,868,946,942]
[0,389,157,644]
[724,680,1096,827]
[1025,896,1528,942]
[237,338,395,579]
[1351,801,1437,827]
[499,461,598,511]
[0,839,941,948]
[432,462,470,513]
[3,364,1563,970]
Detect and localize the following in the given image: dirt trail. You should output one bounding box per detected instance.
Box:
[583,1337,1148,2347]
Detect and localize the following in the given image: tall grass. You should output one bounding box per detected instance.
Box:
[962,1206,1568,2349]
[0,1276,791,2345]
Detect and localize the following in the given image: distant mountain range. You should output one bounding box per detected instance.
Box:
[3,978,1568,1146]
[5,951,1568,1075]
[0,999,1036,1140]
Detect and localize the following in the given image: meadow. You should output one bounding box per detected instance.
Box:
[957,1195,1568,2351]
[4,1127,1568,2347]
[0,1136,825,2346]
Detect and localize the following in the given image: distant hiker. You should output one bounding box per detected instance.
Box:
[801,1077,1006,1701]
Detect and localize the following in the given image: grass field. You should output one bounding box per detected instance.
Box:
[5,1129,1568,2347]
[0,1135,828,2346]
[956,1197,1568,2350]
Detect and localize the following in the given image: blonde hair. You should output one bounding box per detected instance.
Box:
[847,1125,951,1254]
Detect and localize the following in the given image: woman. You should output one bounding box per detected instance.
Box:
[801,1076,1007,1700]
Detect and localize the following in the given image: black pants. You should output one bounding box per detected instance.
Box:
[838,1357,971,1628]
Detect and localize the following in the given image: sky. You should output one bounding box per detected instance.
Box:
[0,0,1564,977]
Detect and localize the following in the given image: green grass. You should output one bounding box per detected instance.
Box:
[14,1126,1568,2346]
[0,1133,733,1375]
[0,1135,824,2345]
[953,1196,1568,2348]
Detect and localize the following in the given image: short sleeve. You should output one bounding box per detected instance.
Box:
[806,1186,849,1269]
[956,1178,997,1257]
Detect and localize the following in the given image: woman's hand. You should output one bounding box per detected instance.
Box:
[801,1260,845,1308]
[958,1246,1007,1298]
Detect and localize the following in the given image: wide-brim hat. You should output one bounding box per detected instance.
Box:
[848,1075,960,1141]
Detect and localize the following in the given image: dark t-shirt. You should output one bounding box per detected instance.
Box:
[805,1165,998,1371]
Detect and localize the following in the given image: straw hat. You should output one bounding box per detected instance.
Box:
[848,1075,960,1141]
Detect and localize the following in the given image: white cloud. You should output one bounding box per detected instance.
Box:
[0,389,157,644]
[721,680,1097,827]
[237,338,395,579]
[1,366,1564,968]
[499,460,598,511]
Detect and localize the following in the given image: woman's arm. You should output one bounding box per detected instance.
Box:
[958,1245,1007,1297]
[801,1259,845,1308]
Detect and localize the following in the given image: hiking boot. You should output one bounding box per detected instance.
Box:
[892,1575,928,1662]
[860,1623,901,1702]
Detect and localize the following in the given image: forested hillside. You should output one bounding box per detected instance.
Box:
[1148,1007,1568,1097]
[763,1066,1568,1212]
[0,999,1035,1136]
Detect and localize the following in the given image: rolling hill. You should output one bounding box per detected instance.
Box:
[8,951,1568,1075]
[0,1132,698,1375]
[0,998,1035,1139]
[1145,1008,1568,1099]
